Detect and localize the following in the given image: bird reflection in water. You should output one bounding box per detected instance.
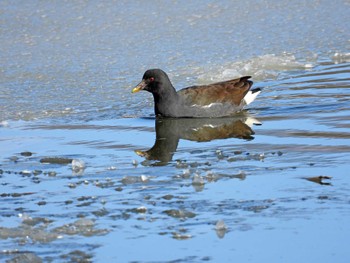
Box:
[135,114,261,166]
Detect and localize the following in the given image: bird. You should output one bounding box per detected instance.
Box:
[132,69,261,118]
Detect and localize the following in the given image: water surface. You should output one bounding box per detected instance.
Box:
[1,1,350,262]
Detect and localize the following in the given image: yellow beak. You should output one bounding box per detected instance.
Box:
[132,79,147,93]
[134,150,146,157]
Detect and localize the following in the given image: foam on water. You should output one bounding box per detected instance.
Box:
[195,53,313,83]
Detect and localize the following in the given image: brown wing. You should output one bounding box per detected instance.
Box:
[178,76,253,106]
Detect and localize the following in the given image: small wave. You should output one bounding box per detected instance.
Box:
[196,53,313,83]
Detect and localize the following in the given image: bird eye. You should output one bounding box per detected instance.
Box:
[149,77,155,82]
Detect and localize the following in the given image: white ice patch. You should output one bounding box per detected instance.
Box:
[72,159,86,173]
[332,52,350,63]
[0,120,9,127]
[196,53,314,83]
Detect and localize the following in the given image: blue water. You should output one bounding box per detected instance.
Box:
[1,1,350,262]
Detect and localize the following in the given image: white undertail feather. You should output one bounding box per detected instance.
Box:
[243,89,261,106]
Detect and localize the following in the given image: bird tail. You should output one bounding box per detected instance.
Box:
[243,88,261,105]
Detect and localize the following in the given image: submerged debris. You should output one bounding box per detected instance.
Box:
[121,175,149,185]
[20,151,34,157]
[161,194,174,200]
[129,206,148,214]
[53,218,109,237]
[6,253,43,263]
[19,213,53,226]
[32,170,42,176]
[172,232,192,240]
[60,250,93,263]
[304,176,332,186]
[0,216,62,244]
[20,170,32,176]
[46,171,57,177]
[163,209,196,219]
[8,156,19,162]
[40,157,73,164]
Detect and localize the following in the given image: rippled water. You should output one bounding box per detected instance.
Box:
[1,1,350,262]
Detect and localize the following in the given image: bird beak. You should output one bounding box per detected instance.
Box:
[134,149,146,157]
[132,79,147,93]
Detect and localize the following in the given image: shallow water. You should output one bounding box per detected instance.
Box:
[1,1,350,262]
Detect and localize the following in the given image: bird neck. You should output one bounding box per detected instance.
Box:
[152,84,179,117]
